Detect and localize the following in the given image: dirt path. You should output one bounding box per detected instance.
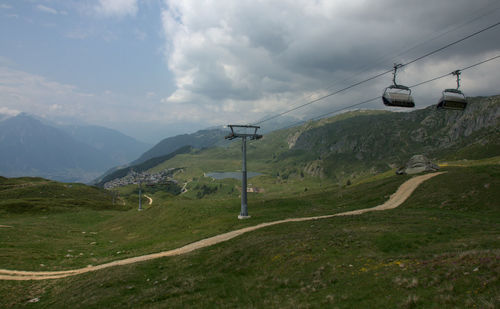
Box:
[144,195,153,205]
[181,180,191,194]
[0,172,444,281]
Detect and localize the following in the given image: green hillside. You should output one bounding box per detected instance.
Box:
[0,162,498,307]
[278,96,499,180]
[0,96,499,307]
[132,129,227,165]
[101,96,499,196]
[94,146,193,187]
[0,177,121,214]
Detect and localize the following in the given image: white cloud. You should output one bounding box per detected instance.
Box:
[0,4,12,9]
[36,4,58,15]
[0,67,161,125]
[0,65,210,138]
[95,0,138,17]
[65,29,90,40]
[49,104,62,111]
[0,67,86,118]
[0,106,20,116]
[161,0,500,126]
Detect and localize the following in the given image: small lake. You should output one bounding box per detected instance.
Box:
[205,172,262,180]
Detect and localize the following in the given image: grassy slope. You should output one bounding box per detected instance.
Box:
[0,163,498,308]
[0,177,127,271]
[0,170,407,271]
[95,100,498,200]
[147,104,499,199]
[0,177,119,213]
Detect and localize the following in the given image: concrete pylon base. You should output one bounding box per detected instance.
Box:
[238,215,251,220]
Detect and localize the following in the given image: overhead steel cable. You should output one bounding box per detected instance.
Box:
[272,54,500,133]
[309,2,500,104]
[409,54,500,88]
[252,5,500,127]
[403,21,500,67]
[459,54,500,71]
[252,68,393,125]
[372,2,500,70]
[275,96,381,132]
[251,20,500,126]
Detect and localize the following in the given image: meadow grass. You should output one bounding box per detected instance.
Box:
[0,164,498,307]
[0,169,408,271]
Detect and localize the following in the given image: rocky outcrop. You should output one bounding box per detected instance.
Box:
[287,130,302,149]
[396,155,440,175]
[303,160,324,178]
[286,95,499,180]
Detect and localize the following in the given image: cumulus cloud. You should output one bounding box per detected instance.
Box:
[95,0,138,17]
[0,67,88,119]
[36,4,58,15]
[161,0,500,126]
[0,67,165,126]
[0,106,20,116]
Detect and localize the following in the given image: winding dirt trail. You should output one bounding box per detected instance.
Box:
[144,195,153,205]
[181,180,191,194]
[0,172,444,281]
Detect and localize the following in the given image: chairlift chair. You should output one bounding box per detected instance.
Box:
[382,64,415,108]
[437,70,467,110]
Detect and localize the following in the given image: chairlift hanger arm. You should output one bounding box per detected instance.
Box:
[451,70,461,90]
[392,63,404,86]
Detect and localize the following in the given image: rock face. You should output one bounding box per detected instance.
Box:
[287,95,499,180]
[396,155,440,175]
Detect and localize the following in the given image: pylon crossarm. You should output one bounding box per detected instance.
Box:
[225,124,262,140]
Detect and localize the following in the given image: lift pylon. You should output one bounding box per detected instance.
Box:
[225,125,263,219]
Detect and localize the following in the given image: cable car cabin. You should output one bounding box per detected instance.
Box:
[437,88,467,110]
[382,85,415,108]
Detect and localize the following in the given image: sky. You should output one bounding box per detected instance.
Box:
[1,0,500,143]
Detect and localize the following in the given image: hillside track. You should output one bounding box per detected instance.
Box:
[0,172,444,281]
[144,194,153,205]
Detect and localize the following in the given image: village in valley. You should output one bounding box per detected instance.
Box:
[103,168,179,189]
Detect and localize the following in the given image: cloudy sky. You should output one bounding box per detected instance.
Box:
[1,0,499,142]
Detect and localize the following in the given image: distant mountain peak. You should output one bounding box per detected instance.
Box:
[0,115,149,183]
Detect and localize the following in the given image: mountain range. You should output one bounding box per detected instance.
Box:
[131,128,227,165]
[2,95,498,185]
[97,95,499,186]
[0,114,149,183]
[61,124,150,165]
[129,115,299,166]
